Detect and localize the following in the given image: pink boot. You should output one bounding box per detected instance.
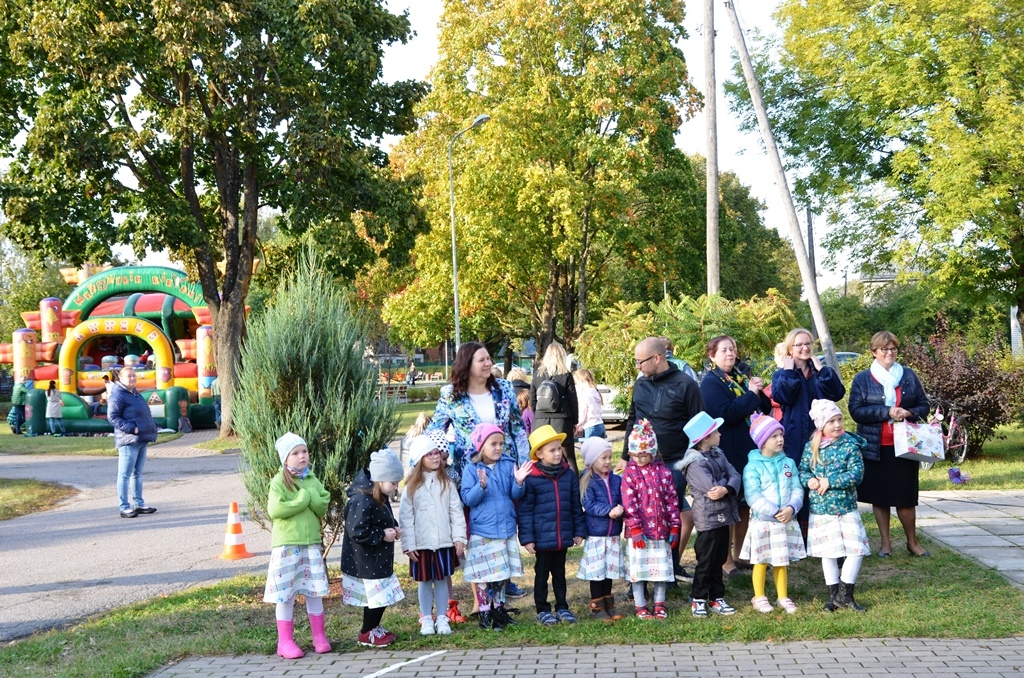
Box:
[309,613,332,653]
[276,620,305,659]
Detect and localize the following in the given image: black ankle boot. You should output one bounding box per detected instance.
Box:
[492,604,515,628]
[842,582,866,612]
[823,583,840,612]
[478,609,496,630]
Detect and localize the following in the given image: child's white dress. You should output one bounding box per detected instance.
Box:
[263,545,330,603]
[577,537,623,581]
[625,540,674,583]
[462,535,524,582]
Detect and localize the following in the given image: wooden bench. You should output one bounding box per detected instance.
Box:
[379,383,408,403]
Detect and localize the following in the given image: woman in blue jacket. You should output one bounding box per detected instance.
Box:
[849,332,931,557]
[700,335,770,574]
[770,328,846,535]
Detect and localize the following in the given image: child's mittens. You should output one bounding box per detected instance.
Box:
[629,527,646,550]
[667,527,680,549]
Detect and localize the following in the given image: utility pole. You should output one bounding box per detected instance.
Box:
[722,0,839,369]
[705,0,721,295]
[807,207,815,280]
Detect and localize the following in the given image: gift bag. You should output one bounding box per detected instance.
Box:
[893,420,945,463]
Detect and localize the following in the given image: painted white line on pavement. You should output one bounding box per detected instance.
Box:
[362,650,447,678]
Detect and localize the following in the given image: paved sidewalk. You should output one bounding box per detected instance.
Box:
[151,637,1024,677]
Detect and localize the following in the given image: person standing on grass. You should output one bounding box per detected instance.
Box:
[519,425,586,627]
[45,380,66,436]
[577,437,625,622]
[341,449,406,647]
[399,434,467,637]
[616,336,703,584]
[10,376,27,433]
[107,368,158,519]
[264,433,332,659]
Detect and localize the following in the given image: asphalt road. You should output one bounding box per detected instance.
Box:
[0,448,273,642]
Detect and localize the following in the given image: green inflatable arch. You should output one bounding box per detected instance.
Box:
[63,266,208,318]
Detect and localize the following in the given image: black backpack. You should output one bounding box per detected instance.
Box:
[535,379,563,415]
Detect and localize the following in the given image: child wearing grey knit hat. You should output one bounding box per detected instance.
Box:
[341,448,406,647]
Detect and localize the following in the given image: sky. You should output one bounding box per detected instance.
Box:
[380,0,846,293]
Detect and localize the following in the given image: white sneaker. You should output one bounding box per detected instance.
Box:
[419,615,435,635]
[434,615,452,635]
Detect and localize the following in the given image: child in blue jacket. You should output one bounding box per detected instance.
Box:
[460,423,530,630]
[577,437,625,622]
[518,425,586,626]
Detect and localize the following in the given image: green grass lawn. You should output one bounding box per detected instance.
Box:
[920,424,1024,490]
[0,429,183,456]
[3,522,1023,678]
[0,478,78,521]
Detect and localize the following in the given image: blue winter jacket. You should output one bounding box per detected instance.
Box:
[742,450,803,522]
[107,382,159,448]
[848,367,929,462]
[771,365,846,463]
[460,454,526,539]
[518,462,586,551]
[582,472,624,538]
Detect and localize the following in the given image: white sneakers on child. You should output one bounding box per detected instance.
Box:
[777,598,798,614]
[751,596,774,613]
[419,615,435,635]
[434,615,452,635]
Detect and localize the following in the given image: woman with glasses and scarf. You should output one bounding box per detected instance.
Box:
[699,335,771,575]
[849,332,931,558]
[771,328,846,537]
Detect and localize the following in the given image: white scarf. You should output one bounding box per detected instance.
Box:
[870,360,904,407]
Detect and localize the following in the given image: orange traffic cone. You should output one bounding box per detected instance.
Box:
[217,502,255,560]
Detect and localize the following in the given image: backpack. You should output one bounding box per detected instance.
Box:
[535,379,563,415]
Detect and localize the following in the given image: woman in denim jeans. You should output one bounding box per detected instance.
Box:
[108,369,159,518]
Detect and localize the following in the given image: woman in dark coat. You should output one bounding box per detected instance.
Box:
[529,341,580,472]
[771,327,846,535]
[849,331,931,557]
[699,335,770,574]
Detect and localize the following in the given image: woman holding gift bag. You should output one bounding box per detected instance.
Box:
[849,332,931,558]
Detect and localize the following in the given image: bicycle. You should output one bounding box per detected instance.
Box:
[919,395,969,470]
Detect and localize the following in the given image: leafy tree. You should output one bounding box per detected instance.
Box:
[574,301,655,389]
[0,240,70,345]
[725,1,1024,334]
[385,0,700,353]
[235,251,397,555]
[0,0,426,433]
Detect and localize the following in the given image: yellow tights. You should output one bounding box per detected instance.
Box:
[752,564,788,599]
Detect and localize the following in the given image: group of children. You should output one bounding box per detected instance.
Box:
[263,396,870,657]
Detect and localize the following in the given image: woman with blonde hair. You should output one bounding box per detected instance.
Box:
[574,368,606,439]
[529,341,580,472]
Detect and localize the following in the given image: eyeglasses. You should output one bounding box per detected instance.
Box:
[878,347,899,354]
[793,342,813,348]
[634,355,656,368]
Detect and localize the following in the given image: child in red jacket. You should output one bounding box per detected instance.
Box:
[621,419,680,620]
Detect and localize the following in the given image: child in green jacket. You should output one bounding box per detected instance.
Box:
[263,433,332,659]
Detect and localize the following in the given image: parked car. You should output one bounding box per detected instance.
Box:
[816,352,862,365]
[596,384,628,424]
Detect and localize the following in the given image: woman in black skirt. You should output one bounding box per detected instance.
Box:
[849,331,931,557]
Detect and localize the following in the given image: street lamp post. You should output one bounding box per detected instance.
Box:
[448,113,490,348]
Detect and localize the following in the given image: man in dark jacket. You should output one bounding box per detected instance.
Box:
[616,336,705,582]
[108,369,159,518]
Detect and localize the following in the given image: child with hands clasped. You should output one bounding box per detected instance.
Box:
[577,437,625,622]
[678,412,741,617]
[341,449,406,647]
[264,433,332,659]
[740,414,806,614]
[518,425,587,626]
[399,433,467,636]
[800,399,871,612]
[460,423,532,631]
[621,419,680,620]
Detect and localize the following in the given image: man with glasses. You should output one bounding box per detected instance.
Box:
[616,336,704,583]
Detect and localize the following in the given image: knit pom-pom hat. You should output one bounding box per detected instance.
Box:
[809,399,843,431]
[749,412,784,450]
[628,418,658,457]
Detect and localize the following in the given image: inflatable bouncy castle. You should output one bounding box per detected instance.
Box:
[0,265,220,435]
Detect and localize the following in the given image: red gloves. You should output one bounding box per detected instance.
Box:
[630,527,646,550]
[668,527,680,549]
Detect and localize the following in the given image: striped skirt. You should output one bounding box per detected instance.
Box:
[341,573,405,609]
[409,546,461,582]
[625,539,674,583]
[462,534,523,583]
[739,518,806,566]
[576,536,624,581]
[262,544,330,603]
[806,511,871,558]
